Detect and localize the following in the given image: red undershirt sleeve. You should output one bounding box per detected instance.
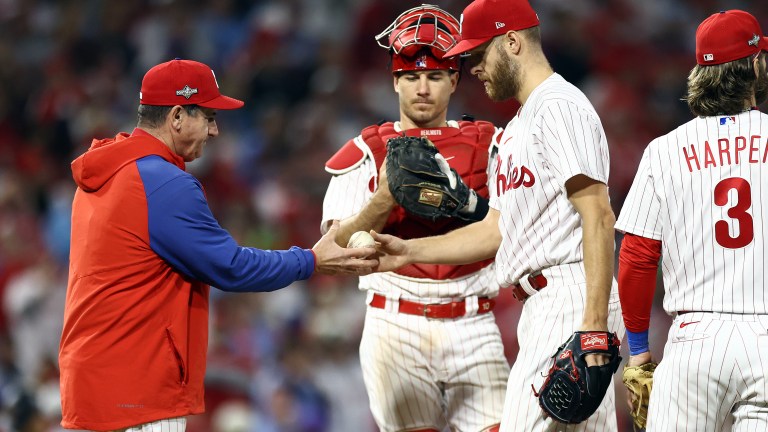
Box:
[618,233,662,333]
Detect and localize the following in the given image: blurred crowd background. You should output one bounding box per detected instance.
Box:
[0,0,765,431]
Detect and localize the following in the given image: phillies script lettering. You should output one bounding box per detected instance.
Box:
[495,154,535,193]
[682,135,768,172]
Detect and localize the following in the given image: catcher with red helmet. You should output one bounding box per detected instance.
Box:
[321,4,508,432]
[375,4,462,73]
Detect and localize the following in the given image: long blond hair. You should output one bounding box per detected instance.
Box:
[684,54,762,116]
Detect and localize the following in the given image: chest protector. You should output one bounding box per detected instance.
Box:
[327,121,497,280]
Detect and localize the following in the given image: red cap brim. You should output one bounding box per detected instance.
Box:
[198,95,244,110]
[761,36,768,52]
[443,37,492,58]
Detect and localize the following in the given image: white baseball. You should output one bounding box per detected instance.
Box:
[347,231,376,248]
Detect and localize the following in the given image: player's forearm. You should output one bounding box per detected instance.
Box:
[567,178,615,330]
[337,191,395,247]
[571,187,615,330]
[580,210,615,329]
[409,208,500,264]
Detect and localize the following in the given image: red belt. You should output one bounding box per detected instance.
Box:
[511,273,548,301]
[369,293,495,319]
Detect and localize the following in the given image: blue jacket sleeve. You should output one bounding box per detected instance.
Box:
[139,158,315,292]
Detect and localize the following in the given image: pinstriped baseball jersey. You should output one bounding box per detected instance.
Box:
[490,73,611,286]
[322,122,502,300]
[323,120,510,431]
[488,73,623,432]
[616,109,768,314]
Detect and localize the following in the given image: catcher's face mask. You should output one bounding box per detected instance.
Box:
[375,5,461,73]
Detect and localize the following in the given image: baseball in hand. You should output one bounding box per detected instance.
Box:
[347,231,376,248]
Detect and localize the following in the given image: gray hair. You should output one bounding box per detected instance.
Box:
[137,104,199,128]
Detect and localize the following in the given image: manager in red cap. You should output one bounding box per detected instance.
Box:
[59,59,377,431]
[373,0,625,430]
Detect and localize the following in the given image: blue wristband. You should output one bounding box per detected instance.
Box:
[626,329,650,356]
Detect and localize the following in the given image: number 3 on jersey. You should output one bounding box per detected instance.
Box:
[714,177,754,249]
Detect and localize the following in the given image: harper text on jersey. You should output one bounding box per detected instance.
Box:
[682,135,768,172]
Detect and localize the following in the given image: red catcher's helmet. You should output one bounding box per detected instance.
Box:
[375,4,461,73]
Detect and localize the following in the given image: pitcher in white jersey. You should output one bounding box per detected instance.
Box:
[615,9,768,432]
[371,0,625,431]
[320,5,509,432]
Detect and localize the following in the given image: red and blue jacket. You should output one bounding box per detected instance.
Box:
[60,128,314,431]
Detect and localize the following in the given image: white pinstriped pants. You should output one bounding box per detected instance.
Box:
[648,312,768,431]
[360,303,509,432]
[106,417,186,432]
[500,263,625,432]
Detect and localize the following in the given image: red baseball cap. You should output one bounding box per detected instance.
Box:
[696,10,768,65]
[140,59,244,109]
[443,0,539,58]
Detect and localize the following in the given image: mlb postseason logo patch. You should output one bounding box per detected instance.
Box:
[580,333,608,350]
[719,116,736,126]
[176,85,198,99]
[415,54,428,68]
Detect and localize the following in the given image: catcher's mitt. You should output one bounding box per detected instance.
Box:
[622,362,657,429]
[385,135,469,221]
[534,331,622,424]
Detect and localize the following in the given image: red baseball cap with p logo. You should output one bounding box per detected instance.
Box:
[140,59,244,109]
[443,0,539,58]
[696,10,768,65]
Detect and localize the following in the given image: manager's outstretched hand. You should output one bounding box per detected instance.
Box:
[313,220,378,275]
